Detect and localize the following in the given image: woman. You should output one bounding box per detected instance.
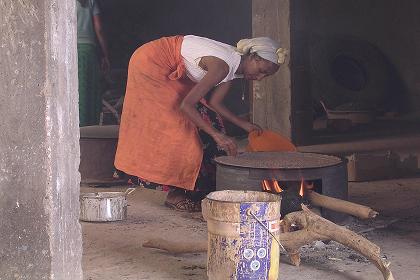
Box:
[77,0,110,126]
[115,35,287,212]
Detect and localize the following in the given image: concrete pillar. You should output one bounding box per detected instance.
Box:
[252,0,292,139]
[0,1,82,279]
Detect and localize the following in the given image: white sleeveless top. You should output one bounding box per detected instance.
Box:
[181,35,243,84]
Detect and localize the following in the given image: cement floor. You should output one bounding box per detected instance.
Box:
[82,177,420,280]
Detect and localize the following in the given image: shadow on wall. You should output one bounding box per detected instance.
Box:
[308,35,408,114]
[97,0,252,136]
[99,0,252,69]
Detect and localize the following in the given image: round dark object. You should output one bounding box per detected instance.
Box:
[330,54,368,91]
[214,152,342,169]
[309,36,393,109]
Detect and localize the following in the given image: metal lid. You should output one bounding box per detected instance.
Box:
[80,192,127,199]
[214,152,342,169]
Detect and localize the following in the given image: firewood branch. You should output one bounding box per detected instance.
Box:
[306,190,379,219]
[282,205,394,280]
[142,239,207,254]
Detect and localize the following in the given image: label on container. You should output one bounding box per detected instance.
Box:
[236,203,278,280]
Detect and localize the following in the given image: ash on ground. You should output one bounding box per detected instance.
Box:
[283,240,371,266]
[281,215,398,265]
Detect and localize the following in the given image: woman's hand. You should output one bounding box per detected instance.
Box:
[212,133,237,156]
[242,122,263,135]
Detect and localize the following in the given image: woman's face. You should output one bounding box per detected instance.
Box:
[243,55,280,81]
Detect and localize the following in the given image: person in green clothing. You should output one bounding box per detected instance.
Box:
[77,0,110,126]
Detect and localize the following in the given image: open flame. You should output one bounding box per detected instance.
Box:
[299,180,304,197]
[262,179,283,193]
[263,179,314,197]
[300,180,314,197]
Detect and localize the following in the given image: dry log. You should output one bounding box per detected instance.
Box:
[142,206,393,280]
[282,205,393,280]
[306,190,379,219]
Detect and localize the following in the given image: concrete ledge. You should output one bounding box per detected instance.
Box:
[298,134,420,155]
[298,134,420,181]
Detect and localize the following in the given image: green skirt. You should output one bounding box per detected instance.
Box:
[78,43,102,126]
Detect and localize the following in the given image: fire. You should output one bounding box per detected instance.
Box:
[262,179,314,196]
[299,180,304,197]
[299,180,314,197]
[273,180,283,193]
[262,179,283,193]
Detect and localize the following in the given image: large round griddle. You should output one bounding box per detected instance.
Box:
[214,152,342,170]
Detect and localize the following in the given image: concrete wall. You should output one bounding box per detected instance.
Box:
[0,1,82,279]
[298,0,420,113]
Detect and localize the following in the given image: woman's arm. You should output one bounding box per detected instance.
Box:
[180,56,237,155]
[93,14,110,73]
[209,82,263,134]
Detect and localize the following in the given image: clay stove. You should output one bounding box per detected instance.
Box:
[214,151,348,223]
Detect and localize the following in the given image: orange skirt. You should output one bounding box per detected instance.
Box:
[114,36,202,190]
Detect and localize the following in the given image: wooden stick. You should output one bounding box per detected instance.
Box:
[282,205,394,280]
[142,239,207,254]
[306,190,379,219]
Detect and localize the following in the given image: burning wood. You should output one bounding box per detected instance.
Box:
[279,188,306,216]
[262,179,379,220]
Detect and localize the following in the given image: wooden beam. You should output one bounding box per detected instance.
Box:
[252,0,292,139]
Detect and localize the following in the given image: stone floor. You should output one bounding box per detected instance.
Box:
[82,177,420,280]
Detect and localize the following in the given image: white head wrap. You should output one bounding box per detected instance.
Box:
[236,37,288,65]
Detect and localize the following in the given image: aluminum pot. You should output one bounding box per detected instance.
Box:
[79,188,136,222]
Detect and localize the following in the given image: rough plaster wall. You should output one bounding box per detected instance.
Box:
[0,0,82,279]
[303,0,420,112]
[252,0,292,139]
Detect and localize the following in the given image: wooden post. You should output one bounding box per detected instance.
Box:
[252,0,292,139]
